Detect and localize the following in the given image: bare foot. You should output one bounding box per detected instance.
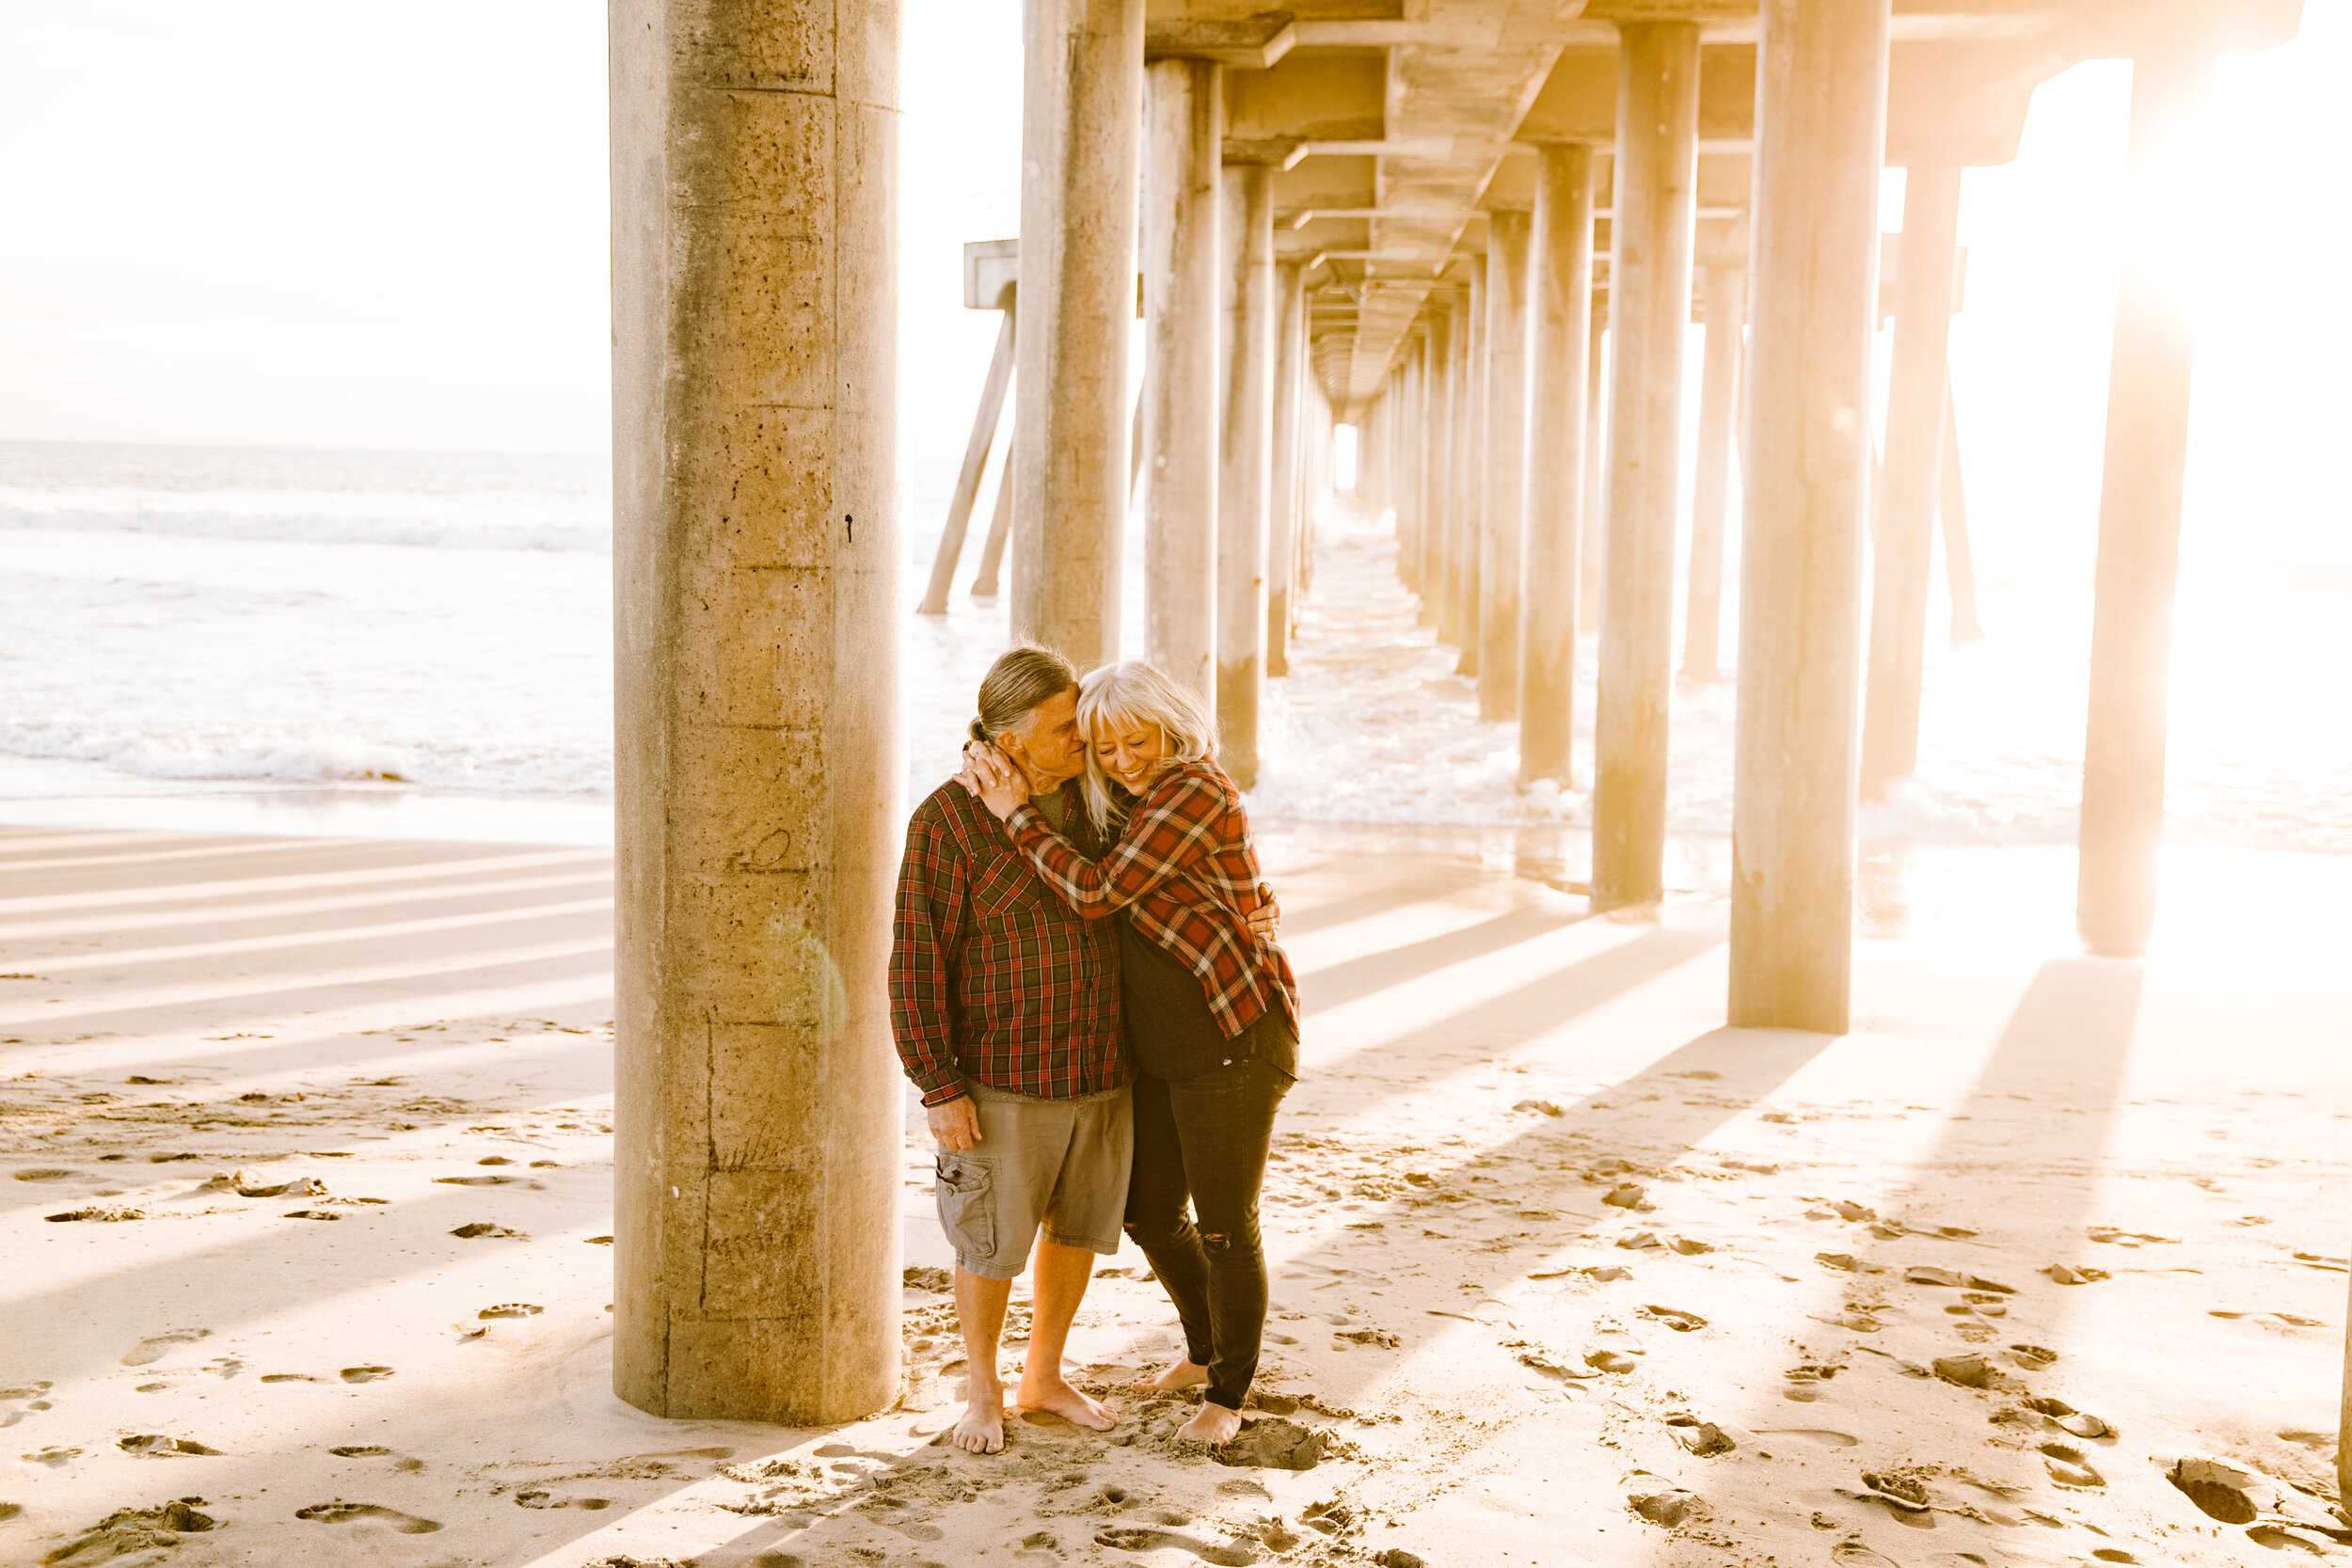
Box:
[951,1392,1005,1454]
[1179,1402,1244,1445]
[1015,1374,1118,1433]
[1131,1355,1210,1394]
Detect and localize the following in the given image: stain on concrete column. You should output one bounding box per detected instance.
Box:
[609,0,903,1422]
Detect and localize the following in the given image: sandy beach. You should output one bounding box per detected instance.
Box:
[1,821,2346,1567]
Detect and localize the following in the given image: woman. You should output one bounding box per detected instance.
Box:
[962,659,1298,1444]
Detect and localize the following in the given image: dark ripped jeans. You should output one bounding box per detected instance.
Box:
[1122,1048,1292,1411]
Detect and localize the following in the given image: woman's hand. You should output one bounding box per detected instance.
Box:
[956,739,1031,822]
[1245,883,1280,942]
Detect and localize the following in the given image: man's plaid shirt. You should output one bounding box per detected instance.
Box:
[890,778,1124,1107]
[1004,759,1298,1041]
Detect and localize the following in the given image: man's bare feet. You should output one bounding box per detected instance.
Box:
[1131,1354,1210,1394]
[1178,1402,1244,1445]
[1014,1373,1119,1433]
[951,1392,1006,1454]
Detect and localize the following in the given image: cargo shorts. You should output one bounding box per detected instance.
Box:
[933,1082,1133,1280]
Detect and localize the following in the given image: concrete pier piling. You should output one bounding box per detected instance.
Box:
[1860,157,1963,799]
[608,0,904,1423]
[1217,159,1276,787]
[1682,260,1746,683]
[1268,259,1306,674]
[2077,43,2215,958]
[1011,0,1142,668]
[1141,55,1222,698]
[918,306,1014,616]
[1519,142,1597,788]
[1729,0,1890,1034]
[1454,254,1487,678]
[1422,301,1455,635]
[1592,20,1702,911]
[1478,213,1533,721]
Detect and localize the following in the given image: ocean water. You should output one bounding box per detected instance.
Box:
[1,439,2346,856]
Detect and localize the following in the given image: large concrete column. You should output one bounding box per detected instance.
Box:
[2077,46,2214,957]
[1421,302,1454,623]
[1580,306,1609,631]
[609,0,901,1422]
[1268,259,1306,674]
[1478,212,1533,719]
[1941,396,1985,645]
[1011,0,1143,667]
[1519,143,1597,786]
[1859,158,1963,797]
[1453,254,1487,674]
[1728,0,1889,1033]
[1437,290,1470,646]
[1591,21,1701,911]
[1682,261,1747,681]
[1140,55,1221,696]
[1217,160,1276,787]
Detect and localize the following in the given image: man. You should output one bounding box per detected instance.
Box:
[891,644,1127,1454]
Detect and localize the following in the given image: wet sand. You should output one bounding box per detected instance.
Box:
[2,822,2347,1567]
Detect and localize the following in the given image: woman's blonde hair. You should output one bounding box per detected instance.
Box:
[1075,660,1219,829]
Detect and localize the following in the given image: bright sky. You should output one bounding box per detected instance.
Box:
[0,0,2344,563]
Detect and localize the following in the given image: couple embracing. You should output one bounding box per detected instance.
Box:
[890,646,1299,1454]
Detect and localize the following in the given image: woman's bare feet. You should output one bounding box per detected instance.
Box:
[1014,1372,1119,1432]
[1131,1355,1210,1395]
[1178,1402,1245,1445]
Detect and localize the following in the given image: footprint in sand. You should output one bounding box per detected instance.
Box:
[477,1303,543,1320]
[1756,1429,1860,1449]
[2039,1442,2104,1488]
[12,1168,76,1182]
[260,1373,326,1384]
[119,1329,209,1368]
[339,1366,394,1384]
[23,1447,79,1467]
[513,1489,611,1510]
[51,1501,217,1558]
[295,1501,444,1533]
[1093,1527,1255,1565]
[449,1223,525,1239]
[2023,1397,2113,1439]
[118,1434,222,1456]
[1829,1544,1899,1566]
[1640,1306,1708,1333]
[1666,1416,1735,1457]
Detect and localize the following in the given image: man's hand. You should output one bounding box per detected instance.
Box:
[927,1094,980,1152]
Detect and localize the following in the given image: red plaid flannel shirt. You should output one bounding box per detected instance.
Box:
[890,779,1125,1107]
[1004,759,1297,1041]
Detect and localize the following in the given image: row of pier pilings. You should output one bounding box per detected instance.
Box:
[602,0,2292,1424]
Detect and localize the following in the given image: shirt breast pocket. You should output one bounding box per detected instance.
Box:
[972,853,1046,927]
